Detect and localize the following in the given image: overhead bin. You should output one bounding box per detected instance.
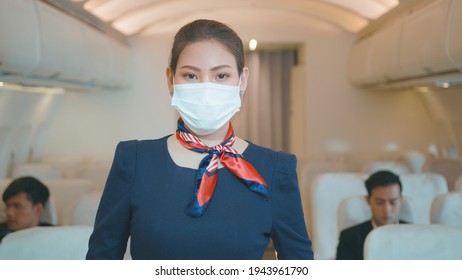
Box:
[0,0,133,90]
[80,24,115,87]
[348,39,371,86]
[399,0,453,77]
[349,0,462,88]
[80,24,134,89]
[368,19,402,83]
[0,0,40,76]
[30,1,86,83]
[447,0,462,69]
[111,41,134,89]
[348,19,403,86]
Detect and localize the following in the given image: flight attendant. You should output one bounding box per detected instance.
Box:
[87,19,313,260]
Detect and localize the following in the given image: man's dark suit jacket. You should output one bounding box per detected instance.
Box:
[0,223,9,242]
[0,222,52,243]
[336,220,408,260]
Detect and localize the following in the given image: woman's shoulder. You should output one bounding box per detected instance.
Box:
[112,136,171,164]
[113,136,173,170]
[244,141,298,180]
[245,141,297,165]
[118,135,171,150]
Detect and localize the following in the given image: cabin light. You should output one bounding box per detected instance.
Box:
[249,39,258,51]
[324,0,399,20]
[0,82,4,87]
[434,80,452,88]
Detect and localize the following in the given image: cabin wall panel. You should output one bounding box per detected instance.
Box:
[422,88,462,159]
[306,33,437,164]
[0,89,61,178]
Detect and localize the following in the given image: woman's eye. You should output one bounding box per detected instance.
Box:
[216,73,229,80]
[184,74,197,80]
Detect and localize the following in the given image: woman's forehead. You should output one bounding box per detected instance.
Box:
[177,40,237,68]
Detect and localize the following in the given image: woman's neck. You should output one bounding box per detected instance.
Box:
[190,123,230,146]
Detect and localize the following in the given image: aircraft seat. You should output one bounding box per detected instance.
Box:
[298,160,350,245]
[43,156,112,191]
[400,173,448,224]
[12,163,63,181]
[71,190,103,227]
[454,174,462,192]
[430,192,462,229]
[364,224,462,260]
[422,158,462,191]
[361,160,411,175]
[42,179,95,225]
[398,150,426,173]
[308,172,368,259]
[0,226,92,260]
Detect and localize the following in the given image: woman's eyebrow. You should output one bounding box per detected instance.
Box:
[179,65,233,71]
[211,65,233,71]
[179,65,200,71]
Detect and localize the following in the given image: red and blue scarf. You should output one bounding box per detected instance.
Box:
[176,118,269,217]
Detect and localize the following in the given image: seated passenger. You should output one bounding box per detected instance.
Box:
[0,176,52,242]
[336,170,408,260]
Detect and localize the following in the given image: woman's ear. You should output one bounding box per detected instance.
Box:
[239,67,250,95]
[166,67,174,95]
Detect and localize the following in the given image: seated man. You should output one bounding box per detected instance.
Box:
[336,170,408,260]
[0,176,52,242]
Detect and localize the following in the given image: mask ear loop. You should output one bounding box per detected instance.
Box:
[170,76,176,97]
[238,75,245,96]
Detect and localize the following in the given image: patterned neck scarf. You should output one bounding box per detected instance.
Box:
[176,118,269,217]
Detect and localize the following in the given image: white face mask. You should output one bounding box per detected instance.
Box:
[171,82,242,135]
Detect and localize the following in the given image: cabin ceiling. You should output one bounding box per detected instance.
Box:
[46,0,400,39]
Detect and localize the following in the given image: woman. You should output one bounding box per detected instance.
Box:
[86,19,313,260]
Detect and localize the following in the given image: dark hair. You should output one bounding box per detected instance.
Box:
[2,176,49,206]
[169,19,245,75]
[365,170,402,196]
